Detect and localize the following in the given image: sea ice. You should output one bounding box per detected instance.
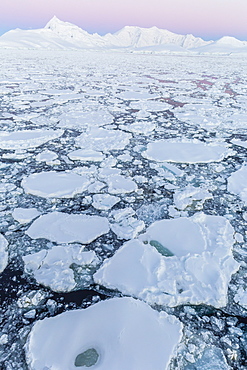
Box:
[92,194,120,211]
[227,165,247,205]
[21,171,91,198]
[0,234,8,273]
[26,212,109,244]
[68,149,105,162]
[36,150,58,163]
[12,208,40,224]
[23,246,98,292]
[109,208,145,240]
[106,174,138,194]
[173,185,212,211]
[143,140,230,163]
[25,297,182,370]
[94,214,240,307]
[0,129,63,150]
[75,127,131,152]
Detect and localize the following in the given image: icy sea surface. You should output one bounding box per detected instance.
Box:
[1,50,247,369]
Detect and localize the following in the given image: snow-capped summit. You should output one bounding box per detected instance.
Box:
[0,16,246,54]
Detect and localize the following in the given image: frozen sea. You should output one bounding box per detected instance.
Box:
[0,49,247,369]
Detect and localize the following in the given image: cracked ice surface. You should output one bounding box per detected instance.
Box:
[25,297,182,370]
[94,214,240,307]
[23,246,98,292]
[26,212,109,244]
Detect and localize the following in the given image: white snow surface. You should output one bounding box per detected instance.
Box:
[143,140,230,163]
[94,213,240,307]
[68,149,105,162]
[26,212,109,244]
[228,165,247,205]
[23,246,98,292]
[21,171,91,198]
[0,129,63,150]
[25,297,183,370]
[0,234,8,273]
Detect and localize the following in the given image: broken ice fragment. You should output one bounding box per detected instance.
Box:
[26,212,109,244]
[12,207,40,224]
[68,149,104,162]
[227,164,247,205]
[0,234,8,273]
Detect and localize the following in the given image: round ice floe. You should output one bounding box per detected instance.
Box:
[26,212,109,244]
[23,246,98,292]
[25,297,182,370]
[227,165,247,205]
[21,171,91,198]
[143,140,229,163]
[75,128,131,152]
[12,208,40,224]
[0,129,63,150]
[94,214,240,308]
[68,149,105,162]
[0,234,8,273]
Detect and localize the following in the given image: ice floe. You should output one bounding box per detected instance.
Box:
[109,208,145,240]
[0,129,63,150]
[106,174,138,194]
[94,214,240,307]
[92,194,120,211]
[143,140,230,163]
[68,149,105,162]
[12,208,40,224]
[25,297,182,370]
[173,185,212,211]
[0,234,8,273]
[75,127,132,152]
[26,212,109,244]
[21,171,91,198]
[23,246,98,292]
[228,165,247,205]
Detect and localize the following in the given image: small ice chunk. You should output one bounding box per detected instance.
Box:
[0,129,63,150]
[21,171,91,198]
[173,186,212,211]
[68,149,104,162]
[75,128,131,152]
[107,175,137,194]
[143,140,229,163]
[122,121,156,134]
[186,346,230,370]
[26,212,109,244]
[231,139,247,149]
[25,297,182,370]
[110,208,145,240]
[0,234,8,273]
[92,194,120,211]
[23,246,98,292]
[12,208,40,224]
[36,150,58,163]
[228,165,247,205]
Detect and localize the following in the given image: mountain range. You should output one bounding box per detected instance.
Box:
[0,16,246,54]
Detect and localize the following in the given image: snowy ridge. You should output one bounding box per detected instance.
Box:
[0,16,246,54]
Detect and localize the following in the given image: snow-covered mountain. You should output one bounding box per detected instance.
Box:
[0,16,246,54]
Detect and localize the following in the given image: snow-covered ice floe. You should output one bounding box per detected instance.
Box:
[12,208,40,224]
[0,129,63,150]
[75,127,132,152]
[23,246,98,292]
[94,213,240,308]
[0,234,8,273]
[227,164,247,205]
[68,149,105,162]
[26,212,109,244]
[143,140,230,163]
[25,297,182,370]
[21,171,91,198]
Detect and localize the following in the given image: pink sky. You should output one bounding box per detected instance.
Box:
[0,0,246,40]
